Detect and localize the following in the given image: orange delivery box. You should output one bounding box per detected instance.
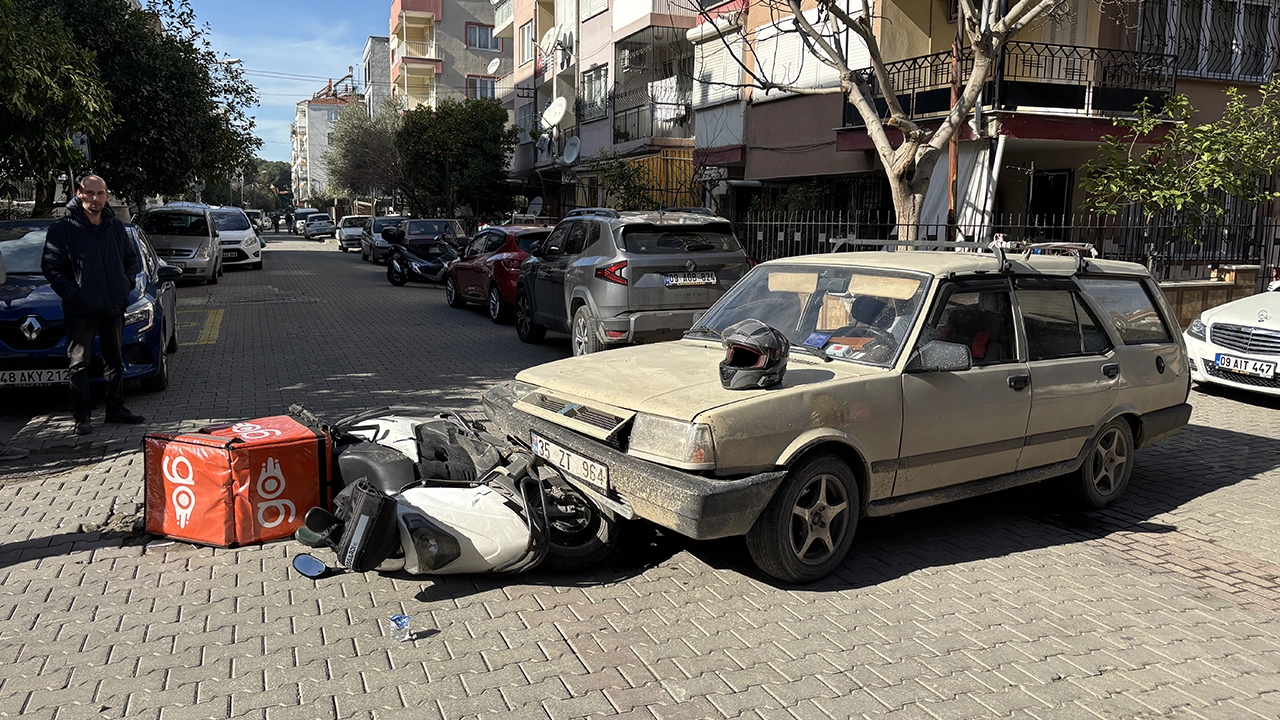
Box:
[144,415,334,547]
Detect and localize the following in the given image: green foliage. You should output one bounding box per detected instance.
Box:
[396,98,519,217]
[1082,82,1280,228]
[257,159,292,197]
[37,0,261,206]
[0,0,116,198]
[582,152,660,211]
[326,101,401,199]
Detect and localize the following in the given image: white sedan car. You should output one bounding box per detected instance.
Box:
[1184,289,1280,396]
[303,214,336,239]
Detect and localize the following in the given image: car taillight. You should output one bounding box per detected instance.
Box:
[595,261,627,285]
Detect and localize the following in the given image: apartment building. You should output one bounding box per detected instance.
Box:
[494,0,703,215]
[389,0,513,111]
[290,81,364,202]
[689,0,1279,272]
[363,36,392,115]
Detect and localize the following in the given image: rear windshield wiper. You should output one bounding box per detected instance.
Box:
[683,326,721,340]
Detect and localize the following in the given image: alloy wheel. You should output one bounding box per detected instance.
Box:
[1089,427,1129,496]
[788,473,851,567]
[572,315,589,356]
[488,287,501,320]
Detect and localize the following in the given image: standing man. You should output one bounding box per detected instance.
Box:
[285,210,294,235]
[41,175,146,436]
[0,247,30,459]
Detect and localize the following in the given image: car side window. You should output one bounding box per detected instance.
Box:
[562,221,589,256]
[584,221,601,249]
[1019,290,1112,360]
[485,232,506,253]
[136,232,158,276]
[1078,278,1173,345]
[466,236,487,257]
[927,289,1018,366]
[543,224,571,255]
[363,219,372,234]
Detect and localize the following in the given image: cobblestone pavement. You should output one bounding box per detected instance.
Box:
[2,236,1279,720]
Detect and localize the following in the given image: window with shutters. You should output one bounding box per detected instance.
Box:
[581,65,609,121]
[692,32,743,108]
[1139,0,1279,80]
[580,0,607,21]
[751,9,855,102]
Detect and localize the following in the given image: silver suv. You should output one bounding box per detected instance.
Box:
[514,208,751,355]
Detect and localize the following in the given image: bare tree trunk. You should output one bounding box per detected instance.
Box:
[33,181,57,218]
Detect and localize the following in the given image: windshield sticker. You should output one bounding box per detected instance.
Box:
[803,332,831,348]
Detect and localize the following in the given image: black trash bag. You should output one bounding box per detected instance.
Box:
[331,479,400,572]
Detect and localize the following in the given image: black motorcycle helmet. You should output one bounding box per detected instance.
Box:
[719,318,790,390]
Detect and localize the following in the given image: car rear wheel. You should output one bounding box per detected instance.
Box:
[488,285,513,324]
[445,275,467,308]
[1072,418,1134,509]
[515,289,546,343]
[571,305,601,356]
[746,454,858,583]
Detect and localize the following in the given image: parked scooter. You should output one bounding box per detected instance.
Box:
[288,405,619,576]
[381,226,459,287]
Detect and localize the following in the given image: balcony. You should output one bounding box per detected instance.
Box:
[612,86,694,144]
[393,40,441,64]
[494,0,513,38]
[842,42,1178,127]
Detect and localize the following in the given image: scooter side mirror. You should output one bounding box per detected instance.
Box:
[292,553,331,579]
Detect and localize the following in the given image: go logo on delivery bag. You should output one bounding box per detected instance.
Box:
[163,453,198,528]
[254,457,296,528]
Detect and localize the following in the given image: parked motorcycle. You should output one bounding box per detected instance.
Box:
[381,226,459,287]
[288,405,619,576]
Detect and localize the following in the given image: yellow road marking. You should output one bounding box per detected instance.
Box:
[177,309,224,346]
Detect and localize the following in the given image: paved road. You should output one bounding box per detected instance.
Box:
[2,236,1279,720]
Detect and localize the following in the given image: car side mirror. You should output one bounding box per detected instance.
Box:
[905,340,972,373]
[157,265,183,281]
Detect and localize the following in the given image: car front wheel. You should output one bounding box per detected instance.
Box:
[445,275,467,308]
[488,285,513,324]
[746,454,858,583]
[515,289,546,343]
[1072,418,1134,509]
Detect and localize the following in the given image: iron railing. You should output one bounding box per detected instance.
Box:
[733,209,1278,283]
[843,42,1178,126]
[494,0,513,28]
[611,86,694,144]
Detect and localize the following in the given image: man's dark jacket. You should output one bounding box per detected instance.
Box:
[41,199,140,317]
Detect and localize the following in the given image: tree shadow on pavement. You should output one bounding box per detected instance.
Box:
[680,423,1280,591]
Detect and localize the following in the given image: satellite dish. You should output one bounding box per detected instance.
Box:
[541,96,567,128]
[486,57,501,75]
[528,197,544,217]
[536,135,550,154]
[562,136,581,165]
[539,27,559,54]
[560,30,574,53]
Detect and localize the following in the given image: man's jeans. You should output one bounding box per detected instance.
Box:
[67,314,125,421]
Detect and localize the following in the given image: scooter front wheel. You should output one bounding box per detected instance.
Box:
[387,257,409,286]
[542,479,619,571]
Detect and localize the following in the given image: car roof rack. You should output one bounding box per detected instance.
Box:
[662,207,715,216]
[565,208,620,219]
[987,240,1097,274]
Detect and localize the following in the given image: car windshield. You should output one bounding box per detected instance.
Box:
[211,211,251,231]
[341,216,367,228]
[141,212,209,237]
[516,230,550,251]
[0,226,49,274]
[407,221,452,236]
[621,223,741,254]
[372,217,402,232]
[693,264,930,367]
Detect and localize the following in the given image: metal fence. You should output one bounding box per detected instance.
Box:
[735,210,1280,284]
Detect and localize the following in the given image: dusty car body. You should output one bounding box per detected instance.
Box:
[484,249,1193,582]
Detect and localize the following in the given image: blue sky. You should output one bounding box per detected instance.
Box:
[189,0,390,162]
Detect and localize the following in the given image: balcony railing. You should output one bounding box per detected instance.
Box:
[392,40,441,66]
[494,0,513,29]
[842,42,1178,127]
[612,86,694,144]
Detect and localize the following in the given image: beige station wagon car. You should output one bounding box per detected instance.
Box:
[483,248,1193,582]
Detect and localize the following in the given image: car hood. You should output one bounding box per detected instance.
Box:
[1202,292,1280,329]
[515,340,882,422]
[147,233,207,251]
[1,275,143,320]
[219,229,257,243]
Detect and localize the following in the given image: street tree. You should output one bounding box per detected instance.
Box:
[325,101,402,211]
[396,98,519,218]
[581,152,661,211]
[39,0,260,211]
[1082,81,1280,235]
[690,0,1064,239]
[0,0,116,206]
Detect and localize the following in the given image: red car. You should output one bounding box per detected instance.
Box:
[446,225,552,323]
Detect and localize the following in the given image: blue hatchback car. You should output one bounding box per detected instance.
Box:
[0,219,181,393]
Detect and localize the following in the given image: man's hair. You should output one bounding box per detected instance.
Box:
[77,174,107,191]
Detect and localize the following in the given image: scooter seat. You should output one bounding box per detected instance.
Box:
[338,442,417,495]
